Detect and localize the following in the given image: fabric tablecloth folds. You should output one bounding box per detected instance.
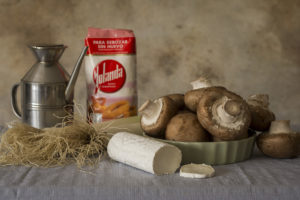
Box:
[0,127,300,200]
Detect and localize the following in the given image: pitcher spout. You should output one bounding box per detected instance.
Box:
[65,46,89,103]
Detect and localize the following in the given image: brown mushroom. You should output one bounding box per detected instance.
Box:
[197,88,251,141]
[165,113,210,142]
[257,120,299,158]
[247,94,275,131]
[138,97,178,137]
[184,77,227,112]
[166,94,185,109]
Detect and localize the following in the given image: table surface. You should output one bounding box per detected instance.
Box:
[0,126,299,200]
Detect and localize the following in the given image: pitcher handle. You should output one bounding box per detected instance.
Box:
[11,83,22,119]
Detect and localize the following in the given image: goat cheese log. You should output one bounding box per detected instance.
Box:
[107,132,182,175]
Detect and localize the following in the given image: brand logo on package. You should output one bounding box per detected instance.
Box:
[93,59,126,93]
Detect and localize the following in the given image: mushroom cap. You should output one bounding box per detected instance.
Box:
[197,89,251,141]
[140,97,178,137]
[166,94,185,109]
[165,113,210,142]
[256,133,299,158]
[184,86,227,112]
[247,94,275,131]
[248,105,275,131]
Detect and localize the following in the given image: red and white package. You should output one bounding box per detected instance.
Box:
[85,28,137,123]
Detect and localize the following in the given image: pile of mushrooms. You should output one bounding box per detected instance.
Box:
[138,77,299,158]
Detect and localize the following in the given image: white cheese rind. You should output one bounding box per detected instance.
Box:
[107,132,182,175]
[180,163,215,179]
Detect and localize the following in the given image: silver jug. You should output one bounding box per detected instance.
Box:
[11,44,88,128]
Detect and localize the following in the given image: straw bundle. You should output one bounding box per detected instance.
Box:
[0,120,110,168]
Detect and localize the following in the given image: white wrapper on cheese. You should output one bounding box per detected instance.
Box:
[107,132,182,175]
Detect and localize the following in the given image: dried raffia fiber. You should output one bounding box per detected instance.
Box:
[0,118,110,168]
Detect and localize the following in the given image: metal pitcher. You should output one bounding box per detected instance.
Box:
[11,44,88,128]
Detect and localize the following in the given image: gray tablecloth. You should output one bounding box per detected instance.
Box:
[0,129,299,200]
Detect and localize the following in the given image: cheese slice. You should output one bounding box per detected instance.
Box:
[180,163,215,178]
[107,132,182,175]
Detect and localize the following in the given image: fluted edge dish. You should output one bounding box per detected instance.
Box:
[143,131,256,165]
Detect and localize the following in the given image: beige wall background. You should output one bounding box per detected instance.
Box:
[0,0,299,128]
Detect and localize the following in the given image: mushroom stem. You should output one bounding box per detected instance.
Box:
[216,98,240,125]
[216,105,237,124]
[224,100,242,117]
[190,77,212,90]
[269,120,293,134]
[212,97,245,129]
[248,94,269,108]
